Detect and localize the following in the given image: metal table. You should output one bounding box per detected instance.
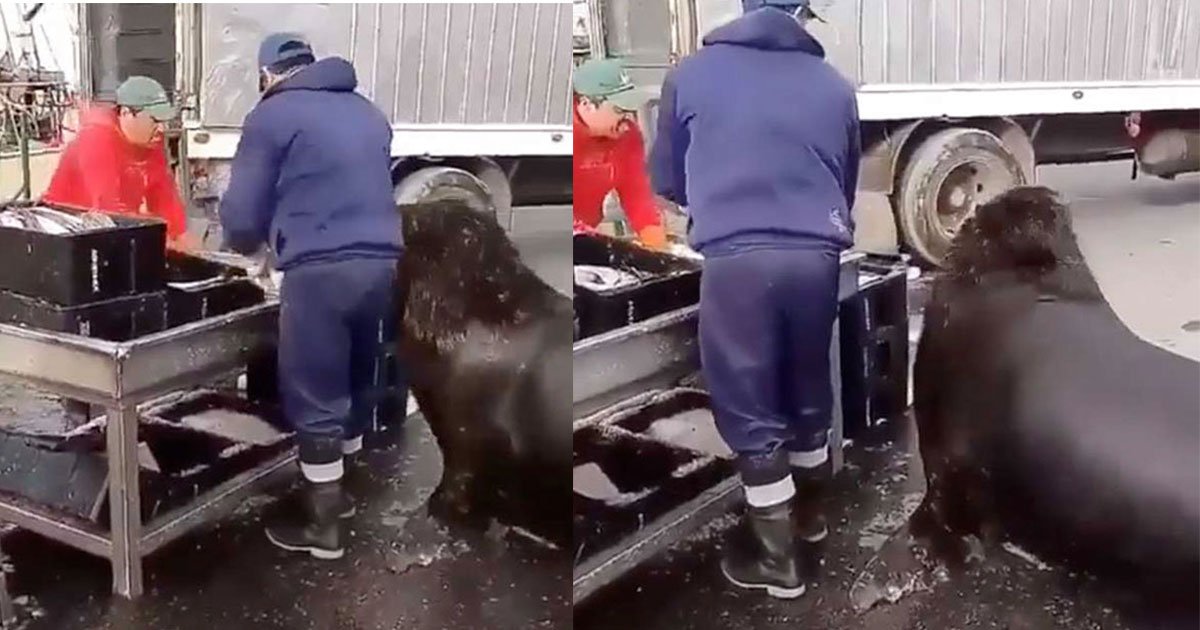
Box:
[571,251,867,602]
[0,301,294,598]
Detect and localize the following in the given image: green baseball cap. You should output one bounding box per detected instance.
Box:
[573,58,652,112]
[116,76,177,122]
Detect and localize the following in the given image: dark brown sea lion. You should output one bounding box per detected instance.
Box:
[396,200,571,548]
[910,186,1199,612]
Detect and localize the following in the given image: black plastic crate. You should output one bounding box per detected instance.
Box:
[0,203,166,306]
[0,290,167,342]
[573,394,734,565]
[165,281,264,328]
[164,251,248,283]
[164,252,264,328]
[840,254,909,438]
[573,233,701,339]
[0,392,291,526]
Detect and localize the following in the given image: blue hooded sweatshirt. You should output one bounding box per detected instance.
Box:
[219,57,402,270]
[648,8,861,256]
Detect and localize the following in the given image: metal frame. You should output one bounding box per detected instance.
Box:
[0,302,292,599]
[573,475,741,603]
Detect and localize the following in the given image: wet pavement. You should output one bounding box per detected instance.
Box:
[0,213,574,630]
[573,411,1194,630]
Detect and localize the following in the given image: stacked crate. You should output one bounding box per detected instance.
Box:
[0,203,170,341]
[839,254,910,439]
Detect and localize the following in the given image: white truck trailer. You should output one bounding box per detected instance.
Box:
[583,0,1200,264]
[74,2,574,230]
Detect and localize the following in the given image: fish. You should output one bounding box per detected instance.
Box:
[574,264,642,292]
[0,206,117,235]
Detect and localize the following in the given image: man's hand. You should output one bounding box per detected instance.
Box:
[167,232,202,252]
[637,224,669,251]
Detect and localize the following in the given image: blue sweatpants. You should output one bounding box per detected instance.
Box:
[279,257,404,469]
[699,246,840,490]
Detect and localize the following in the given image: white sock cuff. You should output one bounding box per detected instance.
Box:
[342,436,363,455]
[744,476,796,508]
[789,445,829,469]
[300,459,344,483]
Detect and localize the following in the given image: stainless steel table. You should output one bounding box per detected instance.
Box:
[0,301,294,598]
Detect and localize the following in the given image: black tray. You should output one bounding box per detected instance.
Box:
[573,233,701,339]
[0,392,291,526]
[164,252,264,328]
[0,202,166,306]
[0,290,167,342]
[573,391,733,566]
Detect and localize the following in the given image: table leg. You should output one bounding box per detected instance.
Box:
[830,317,844,475]
[106,404,143,598]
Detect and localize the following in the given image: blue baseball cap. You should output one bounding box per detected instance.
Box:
[257,32,315,70]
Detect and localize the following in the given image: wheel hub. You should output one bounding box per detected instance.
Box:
[935,161,1010,237]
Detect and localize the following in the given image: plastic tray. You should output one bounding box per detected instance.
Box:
[0,290,167,342]
[573,390,733,566]
[164,252,265,328]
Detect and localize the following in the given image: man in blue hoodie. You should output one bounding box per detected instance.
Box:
[649,0,860,598]
[219,33,402,560]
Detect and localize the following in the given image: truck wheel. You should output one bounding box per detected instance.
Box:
[393,166,498,220]
[896,128,1026,267]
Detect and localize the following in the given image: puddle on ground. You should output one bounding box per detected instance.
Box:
[384,541,467,576]
[857,492,924,551]
[850,528,950,613]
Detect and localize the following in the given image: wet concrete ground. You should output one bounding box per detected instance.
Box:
[575,415,1169,630]
[0,211,574,630]
[574,164,1200,630]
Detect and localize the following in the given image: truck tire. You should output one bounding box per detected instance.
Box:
[896,127,1026,267]
[393,166,498,220]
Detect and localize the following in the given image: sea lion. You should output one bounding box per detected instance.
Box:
[396,200,572,548]
[910,186,1199,609]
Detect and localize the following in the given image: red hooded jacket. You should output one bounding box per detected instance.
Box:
[573,102,661,234]
[42,105,187,240]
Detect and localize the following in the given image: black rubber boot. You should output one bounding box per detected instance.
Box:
[720,501,805,599]
[338,456,367,519]
[336,484,357,520]
[792,460,830,544]
[265,480,345,559]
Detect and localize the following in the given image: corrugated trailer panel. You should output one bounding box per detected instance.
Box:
[818,0,1200,87]
[198,3,572,129]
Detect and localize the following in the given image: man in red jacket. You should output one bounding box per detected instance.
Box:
[42,76,193,249]
[573,59,668,250]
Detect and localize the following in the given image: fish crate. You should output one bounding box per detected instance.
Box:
[573,233,701,339]
[0,202,167,306]
[0,290,167,342]
[839,254,910,438]
[573,390,734,567]
[0,391,290,526]
[164,252,265,328]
